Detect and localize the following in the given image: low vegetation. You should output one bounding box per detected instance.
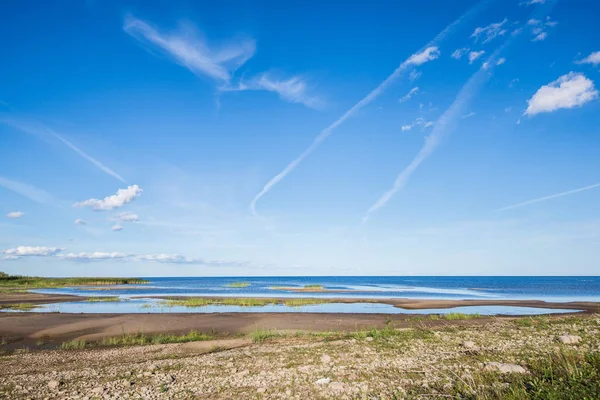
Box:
[84,296,122,303]
[60,331,216,350]
[159,297,330,308]
[224,281,251,288]
[0,271,148,289]
[269,284,326,291]
[0,303,38,311]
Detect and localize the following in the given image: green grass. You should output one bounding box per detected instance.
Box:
[303,284,323,289]
[0,271,148,289]
[442,312,482,320]
[84,296,122,303]
[224,281,251,288]
[0,303,38,311]
[251,329,283,343]
[61,339,87,350]
[446,350,600,399]
[99,331,215,347]
[159,297,330,308]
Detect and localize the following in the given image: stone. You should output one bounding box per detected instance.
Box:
[462,341,479,350]
[485,362,527,374]
[257,387,267,393]
[315,378,331,385]
[365,337,374,342]
[320,354,332,364]
[47,381,61,390]
[91,387,105,394]
[558,335,581,344]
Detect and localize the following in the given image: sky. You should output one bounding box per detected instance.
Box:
[1,0,599,277]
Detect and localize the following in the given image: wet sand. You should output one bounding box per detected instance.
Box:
[1,292,597,348]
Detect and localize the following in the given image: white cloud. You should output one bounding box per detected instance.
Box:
[521,0,546,5]
[471,19,508,43]
[399,87,419,102]
[401,117,434,132]
[111,224,124,231]
[451,48,470,60]
[6,211,24,219]
[525,72,598,116]
[469,51,485,64]
[123,15,255,84]
[462,112,476,119]
[576,51,600,66]
[532,32,547,42]
[57,252,130,261]
[225,73,323,109]
[528,19,541,25]
[402,47,440,67]
[74,218,87,225]
[496,57,506,66]
[74,185,143,211]
[113,212,139,222]
[409,70,422,81]
[4,246,61,257]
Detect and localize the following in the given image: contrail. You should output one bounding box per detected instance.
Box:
[362,1,559,222]
[362,58,497,223]
[1,118,126,183]
[496,183,600,212]
[250,0,492,216]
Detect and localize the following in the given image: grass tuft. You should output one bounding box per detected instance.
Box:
[160,297,330,308]
[84,296,122,303]
[0,303,38,311]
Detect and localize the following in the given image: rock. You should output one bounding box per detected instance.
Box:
[462,341,478,350]
[257,387,267,393]
[91,387,105,394]
[320,354,332,364]
[285,389,292,396]
[143,371,152,377]
[226,362,234,368]
[365,337,374,342]
[558,335,581,344]
[47,381,61,390]
[315,378,331,385]
[329,382,344,392]
[485,362,527,374]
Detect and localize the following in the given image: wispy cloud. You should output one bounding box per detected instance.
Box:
[74,185,143,211]
[0,176,56,205]
[363,53,503,223]
[576,51,600,66]
[471,18,508,43]
[112,212,139,222]
[469,50,485,64]
[399,87,419,103]
[451,47,470,60]
[2,119,126,183]
[401,117,433,132]
[496,183,600,212]
[74,218,87,225]
[123,15,255,84]
[223,73,323,109]
[3,246,250,267]
[6,211,25,219]
[409,70,422,81]
[249,1,489,216]
[521,0,546,6]
[524,72,598,116]
[528,16,558,42]
[111,224,124,232]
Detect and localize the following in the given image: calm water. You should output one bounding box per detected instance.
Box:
[7,299,581,315]
[32,276,600,302]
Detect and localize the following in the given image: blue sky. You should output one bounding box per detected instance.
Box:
[1,0,599,277]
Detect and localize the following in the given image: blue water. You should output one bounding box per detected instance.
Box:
[31,276,600,302]
[6,299,581,315]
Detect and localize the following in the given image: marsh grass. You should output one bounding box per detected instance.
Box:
[0,272,148,289]
[84,297,122,303]
[0,303,38,311]
[99,330,215,347]
[61,339,87,350]
[443,312,482,320]
[224,282,250,288]
[160,297,330,308]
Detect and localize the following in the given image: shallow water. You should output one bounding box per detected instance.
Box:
[2,298,581,315]
[30,276,600,302]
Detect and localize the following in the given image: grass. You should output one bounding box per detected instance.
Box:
[303,284,323,289]
[61,339,87,350]
[0,271,148,289]
[224,281,250,288]
[99,331,215,347]
[0,303,38,311]
[443,312,482,320]
[268,284,325,291]
[84,296,122,302]
[159,297,330,308]
[251,329,283,343]
[445,349,600,399]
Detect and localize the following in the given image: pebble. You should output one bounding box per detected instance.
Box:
[558,334,581,344]
[485,362,528,374]
[315,378,331,385]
